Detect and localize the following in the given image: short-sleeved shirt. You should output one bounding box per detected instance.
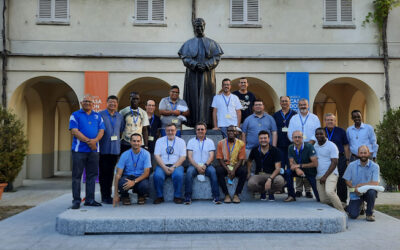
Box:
[120,106,149,143]
[116,148,151,176]
[69,109,105,153]
[154,136,187,165]
[241,113,277,149]
[99,110,124,155]
[273,109,297,148]
[288,112,321,143]
[249,145,281,174]
[288,142,317,177]
[232,90,256,123]
[187,137,216,165]
[346,123,379,157]
[159,97,188,128]
[211,93,243,127]
[314,140,339,178]
[343,159,380,200]
[216,139,246,167]
[324,126,348,154]
[147,114,162,154]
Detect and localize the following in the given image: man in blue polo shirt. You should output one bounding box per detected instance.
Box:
[99,95,124,204]
[343,145,380,222]
[69,94,105,209]
[113,133,151,206]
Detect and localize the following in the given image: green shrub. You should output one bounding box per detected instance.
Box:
[376,107,400,186]
[0,107,28,183]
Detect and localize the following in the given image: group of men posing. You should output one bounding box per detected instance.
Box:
[69,77,380,222]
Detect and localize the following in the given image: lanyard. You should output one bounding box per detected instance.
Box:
[130,149,141,172]
[258,146,270,166]
[227,139,236,157]
[222,94,231,110]
[299,114,309,133]
[106,110,116,131]
[280,110,292,126]
[168,97,177,111]
[295,144,304,164]
[167,137,176,161]
[130,108,139,125]
[326,127,335,141]
[197,137,205,162]
[149,115,155,135]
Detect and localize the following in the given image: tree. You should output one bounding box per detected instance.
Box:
[364,0,400,111]
[375,107,400,186]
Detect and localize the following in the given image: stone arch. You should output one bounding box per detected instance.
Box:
[117,77,171,113]
[312,77,379,128]
[9,76,79,184]
[230,77,279,115]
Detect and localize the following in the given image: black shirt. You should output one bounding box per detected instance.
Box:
[232,90,256,123]
[273,109,297,148]
[147,114,161,154]
[249,145,281,174]
[324,126,349,154]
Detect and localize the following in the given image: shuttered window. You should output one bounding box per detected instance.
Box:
[135,0,165,24]
[324,0,353,24]
[37,0,69,24]
[231,0,260,24]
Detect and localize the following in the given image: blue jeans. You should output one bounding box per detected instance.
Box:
[153,165,184,198]
[184,165,220,199]
[278,146,296,198]
[72,151,99,204]
[347,189,377,218]
[118,175,149,198]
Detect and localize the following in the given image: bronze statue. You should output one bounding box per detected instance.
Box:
[178,18,224,128]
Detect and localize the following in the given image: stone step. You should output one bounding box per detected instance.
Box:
[56,199,347,235]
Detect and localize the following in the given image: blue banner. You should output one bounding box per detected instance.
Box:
[286,72,309,111]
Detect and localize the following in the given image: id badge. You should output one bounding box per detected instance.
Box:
[227,165,233,171]
[259,172,266,176]
[225,114,232,119]
[111,136,118,141]
[282,127,288,132]
[172,119,179,124]
[303,135,307,140]
[148,136,154,141]
[198,163,204,167]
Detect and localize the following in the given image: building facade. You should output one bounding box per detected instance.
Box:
[0,0,399,186]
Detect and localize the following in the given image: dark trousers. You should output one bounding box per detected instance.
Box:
[118,175,150,198]
[347,190,377,218]
[72,151,99,204]
[99,154,119,200]
[120,141,131,155]
[336,154,348,203]
[291,171,320,202]
[279,146,295,198]
[216,165,247,195]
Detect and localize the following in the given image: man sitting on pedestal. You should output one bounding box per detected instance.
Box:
[247,130,285,201]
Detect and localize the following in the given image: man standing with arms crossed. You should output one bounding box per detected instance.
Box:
[233,77,256,123]
[69,94,105,209]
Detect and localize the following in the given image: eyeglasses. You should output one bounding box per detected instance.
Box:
[293,136,303,139]
[196,128,205,131]
[170,91,179,94]
[227,130,235,132]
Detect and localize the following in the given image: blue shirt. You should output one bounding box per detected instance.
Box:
[241,113,277,149]
[273,109,297,148]
[99,110,124,155]
[343,159,380,200]
[117,148,151,176]
[324,126,348,154]
[346,123,379,157]
[69,109,105,152]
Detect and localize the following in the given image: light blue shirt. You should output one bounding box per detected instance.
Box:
[117,148,151,176]
[241,113,277,149]
[346,123,378,157]
[343,159,380,200]
[288,112,321,143]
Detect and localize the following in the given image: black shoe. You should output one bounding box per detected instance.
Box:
[306,192,313,198]
[295,191,302,197]
[84,201,102,207]
[71,203,80,209]
[102,198,113,204]
[174,197,183,204]
[153,197,164,204]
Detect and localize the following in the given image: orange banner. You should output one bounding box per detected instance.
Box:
[84,71,108,112]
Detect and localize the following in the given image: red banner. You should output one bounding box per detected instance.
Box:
[84,71,108,112]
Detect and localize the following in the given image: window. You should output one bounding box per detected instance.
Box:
[230,0,260,27]
[324,0,354,27]
[134,0,165,25]
[37,0,69,24]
